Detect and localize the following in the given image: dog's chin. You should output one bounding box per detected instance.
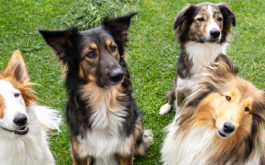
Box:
[97,79,124,88]
[206,38,221,43]
[217,130,233,138]
[0,126,29,136]
[198,37,221,44]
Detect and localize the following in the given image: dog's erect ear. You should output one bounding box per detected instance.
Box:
[3,50,29,83]
[252,90,265,121]
[173,4,196,30]
[102,12,137,50]
[218,3,236,28]
[39,28,80,60]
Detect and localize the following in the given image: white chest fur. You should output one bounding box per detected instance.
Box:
[78,84,132,164]
[185,41,227,75]
[0,108,54,165]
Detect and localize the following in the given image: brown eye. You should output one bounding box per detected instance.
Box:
[217,17,223,22]
[244,107,249,112]
[86,50,97,59]
[14,93,20,98]
[225,96,231,101]
[197,18,205,22]
[110,45,117,52]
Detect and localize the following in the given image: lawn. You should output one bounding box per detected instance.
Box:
[0,0,264,164]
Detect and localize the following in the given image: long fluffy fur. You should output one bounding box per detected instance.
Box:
[0,50,61,165]
[40,12,153,165]
[161,55,265,165]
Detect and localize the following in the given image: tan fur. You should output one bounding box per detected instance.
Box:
[117,155,134,165]
[80,82,123,112]
[71,140,93,165]
[175,55,265,164]
[0,94,5,119]
[0,50,36,107]
[188,4,223,41]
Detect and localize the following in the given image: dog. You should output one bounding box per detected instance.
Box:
[161,54,265,165]
[0,50,61,165]
[40,12,153,165]
[159,2,236,115]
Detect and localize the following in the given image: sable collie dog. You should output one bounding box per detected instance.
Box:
[40,12,153,165]
[0,50,61,165]
[161,55,265,165]
[159,2,236,115]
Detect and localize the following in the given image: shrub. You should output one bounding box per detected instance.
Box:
[60,0,139,30]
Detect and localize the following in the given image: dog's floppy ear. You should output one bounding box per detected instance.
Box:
[102,12,137,54]
[252,89,265,121]
[3,50,29,84]
[173,4,197,31]
[39,28,80,60]
[218,3,236,28]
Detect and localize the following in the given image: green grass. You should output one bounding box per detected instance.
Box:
[0,0,264,164]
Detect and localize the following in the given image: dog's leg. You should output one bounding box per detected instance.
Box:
[133,113,153,156]
[117,155,134,165]
[159,86,176,115]
[72,157,93,165]
[71,139,94,165]
[160,76,178,115]
[175,90,185,114]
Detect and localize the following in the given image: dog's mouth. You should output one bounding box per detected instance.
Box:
[218,130,227,137]
[217,129,233,138]
[0,126,29,135]
[15,126,29,135]
[97,76,124,88]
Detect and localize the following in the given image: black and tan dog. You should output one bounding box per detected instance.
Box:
[159,2,236,115]
[40,12,153,165]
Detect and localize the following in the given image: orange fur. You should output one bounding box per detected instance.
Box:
[0,94,5,119]
[175,55,265,164]
[0,50,36,107]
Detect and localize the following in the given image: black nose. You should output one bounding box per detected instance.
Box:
[109,68,124,82]
[210,30,220,38]
[13,113,27,126]
[223,122,235,133]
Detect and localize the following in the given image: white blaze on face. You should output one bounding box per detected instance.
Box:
[0,80,27,131]
[205,5,221,41]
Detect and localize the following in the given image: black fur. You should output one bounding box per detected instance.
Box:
[177,49,193,79]
[174,5,198,43]
[218,3,236,43]
[40,12,150,163]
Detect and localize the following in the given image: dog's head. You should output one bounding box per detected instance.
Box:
[40,12,137,88]
[174,2,235,43]
[189,55,265,139]
[0,50,35,136]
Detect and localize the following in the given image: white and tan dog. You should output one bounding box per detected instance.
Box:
[161,55,265,165]
[0,50,61,165]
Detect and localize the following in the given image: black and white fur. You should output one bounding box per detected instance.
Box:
[159,2,236,115]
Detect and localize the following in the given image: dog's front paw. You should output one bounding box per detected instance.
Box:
[159,103,172,115]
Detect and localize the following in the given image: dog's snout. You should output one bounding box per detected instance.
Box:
[110,68,124,83]
[210,29,220,38]
[223,122,235,133]
[13,113,27,126]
